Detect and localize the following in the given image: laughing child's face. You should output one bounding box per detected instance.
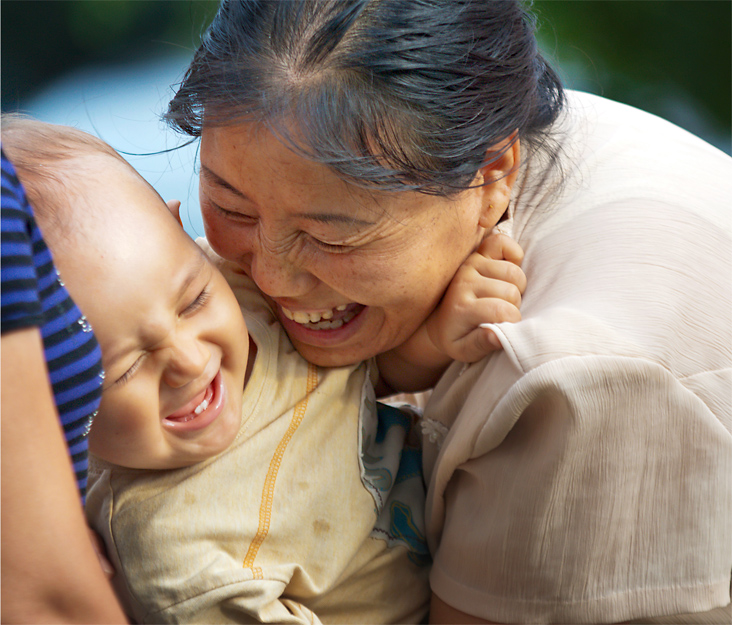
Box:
[52,155,250,469]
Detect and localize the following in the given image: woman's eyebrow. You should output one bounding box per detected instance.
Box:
[200,165,247,199]
[295,212,375,228]
[201,164,375,228]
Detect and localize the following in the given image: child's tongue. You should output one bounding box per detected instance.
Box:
[167,385,211,421]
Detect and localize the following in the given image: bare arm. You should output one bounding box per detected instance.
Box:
[430,593,497,624]
[1,327,128,624]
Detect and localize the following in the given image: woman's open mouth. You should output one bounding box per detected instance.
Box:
[164,370,226,432]
[277,302,368,347]
[280,303,363,330]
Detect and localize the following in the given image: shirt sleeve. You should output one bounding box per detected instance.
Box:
[1,150,43,333]
[429,355,732,623]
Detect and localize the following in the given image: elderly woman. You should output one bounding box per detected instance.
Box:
[166,1,732,623]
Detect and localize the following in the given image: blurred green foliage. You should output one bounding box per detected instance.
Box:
[1,0,219,110]
[533,0,731,150]
[2,0,730,151]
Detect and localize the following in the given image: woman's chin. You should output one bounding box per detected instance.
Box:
[288,336,371,368]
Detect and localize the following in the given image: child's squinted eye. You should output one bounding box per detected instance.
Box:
[184,287,211,316]
[114,355,145,387]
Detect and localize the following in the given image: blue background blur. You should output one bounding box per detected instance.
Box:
[3,1,730,239]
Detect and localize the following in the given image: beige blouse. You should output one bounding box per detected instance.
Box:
[423,91,732,624]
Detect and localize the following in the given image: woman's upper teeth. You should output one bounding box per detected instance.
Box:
[282,304,348,324]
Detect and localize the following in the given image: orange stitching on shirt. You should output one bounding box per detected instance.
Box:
[242,362,318,572]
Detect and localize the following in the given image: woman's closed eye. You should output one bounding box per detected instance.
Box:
[209,200,255,224]
[307,234,351,254]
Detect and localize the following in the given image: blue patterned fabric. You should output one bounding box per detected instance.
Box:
[360,396,431,567]
[1,149,104,500]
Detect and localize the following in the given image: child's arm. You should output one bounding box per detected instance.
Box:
[376,232,526,395]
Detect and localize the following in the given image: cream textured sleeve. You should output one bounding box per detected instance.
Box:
[429,356,732,624]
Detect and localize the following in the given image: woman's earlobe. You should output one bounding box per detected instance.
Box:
[478,201,508,229]
[478,135,520,228]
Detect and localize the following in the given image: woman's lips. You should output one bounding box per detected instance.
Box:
[164,371,226,432]
[277,303,368,346]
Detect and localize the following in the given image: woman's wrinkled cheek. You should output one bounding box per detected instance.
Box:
[201,211,239,266]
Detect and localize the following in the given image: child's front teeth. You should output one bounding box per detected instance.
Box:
[193,398,209,415]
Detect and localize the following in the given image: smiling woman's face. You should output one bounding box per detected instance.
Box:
[199,123,513,367]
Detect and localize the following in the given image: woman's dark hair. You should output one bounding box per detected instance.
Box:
[166,0,564,196]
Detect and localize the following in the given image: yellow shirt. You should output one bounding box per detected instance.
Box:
[86,247,429,624]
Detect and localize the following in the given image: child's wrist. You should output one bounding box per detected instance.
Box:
[400,322,451,369]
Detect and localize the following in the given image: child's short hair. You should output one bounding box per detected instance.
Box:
[2,114,134,240]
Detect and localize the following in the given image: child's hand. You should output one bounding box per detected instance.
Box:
[375,231,526,395]
[166,199,183,227]
[423,231,526,363]
[87,526,115,578]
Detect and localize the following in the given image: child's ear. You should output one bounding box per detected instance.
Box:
[166,200,183,227]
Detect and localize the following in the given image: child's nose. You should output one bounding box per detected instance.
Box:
[163,339,209,388]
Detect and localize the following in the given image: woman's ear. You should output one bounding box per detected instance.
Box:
[476,133,520,228]
[166,199,183,227]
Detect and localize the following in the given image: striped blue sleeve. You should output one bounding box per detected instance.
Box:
[1,149,104,500]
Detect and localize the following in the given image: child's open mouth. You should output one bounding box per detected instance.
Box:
[164,371,225,431]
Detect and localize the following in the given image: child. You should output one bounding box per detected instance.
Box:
[2,117,524,624]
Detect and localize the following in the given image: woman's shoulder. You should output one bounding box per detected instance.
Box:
[559,90,731,183]
[514,90,731,286]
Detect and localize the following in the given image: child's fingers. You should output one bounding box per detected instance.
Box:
[166,199,183,226]
[479,231,524,265]
[440,294,521,338]
[446,299,519,362]
[450,326,504,363]
[465,257,527,297]
[470,276,523,308]
[470,296,522,326]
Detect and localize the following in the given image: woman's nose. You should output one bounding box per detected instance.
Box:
[163,337,209,388]
[249,243,318,299]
